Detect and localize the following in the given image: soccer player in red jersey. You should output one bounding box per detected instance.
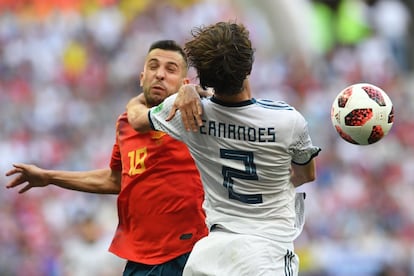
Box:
[5,40,208,276]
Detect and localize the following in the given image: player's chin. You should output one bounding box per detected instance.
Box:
[149,95,164,106]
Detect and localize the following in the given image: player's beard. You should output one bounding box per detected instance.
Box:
[144,89,166,107]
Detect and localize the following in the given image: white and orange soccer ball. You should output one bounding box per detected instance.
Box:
[331,83,394,145]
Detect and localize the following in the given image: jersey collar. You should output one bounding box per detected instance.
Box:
[210,96,256,107]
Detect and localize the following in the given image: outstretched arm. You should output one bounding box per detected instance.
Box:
[126,94,152,132]
[5,163,121,194]
[127,84,212,132]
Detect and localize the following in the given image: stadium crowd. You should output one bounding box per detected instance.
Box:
[1,0,413,275]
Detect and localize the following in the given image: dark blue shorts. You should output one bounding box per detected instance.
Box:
[123,252,190,276]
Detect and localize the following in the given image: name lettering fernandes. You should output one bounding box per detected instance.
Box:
[199,119,276,142]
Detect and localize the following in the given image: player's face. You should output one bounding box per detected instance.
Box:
[140,49,188,107]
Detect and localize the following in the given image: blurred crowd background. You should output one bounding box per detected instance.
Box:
[0,0,413,275]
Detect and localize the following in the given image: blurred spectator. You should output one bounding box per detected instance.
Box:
[369,0,411,73]
[62,203,124,276]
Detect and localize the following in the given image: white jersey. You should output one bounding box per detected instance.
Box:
[149,95,321,242]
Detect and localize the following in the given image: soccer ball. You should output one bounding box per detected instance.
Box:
[331,83,394,145]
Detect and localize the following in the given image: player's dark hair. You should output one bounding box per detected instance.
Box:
[148,40,188,69]
[184,21,254,95]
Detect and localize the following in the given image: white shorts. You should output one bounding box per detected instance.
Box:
[183,228,299,276]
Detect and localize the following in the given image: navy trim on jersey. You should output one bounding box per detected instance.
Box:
[210,96,256,107]
[256,99,294,110]
[148,111,156,130]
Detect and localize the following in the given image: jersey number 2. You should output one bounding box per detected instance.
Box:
[220,149,262,204]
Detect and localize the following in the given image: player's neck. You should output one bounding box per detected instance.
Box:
[214,92,250,103]
[213,79,252,103]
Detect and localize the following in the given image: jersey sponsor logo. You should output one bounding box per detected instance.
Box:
[151,102,164,114]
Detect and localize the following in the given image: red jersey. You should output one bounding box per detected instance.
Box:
[108,112,207,264]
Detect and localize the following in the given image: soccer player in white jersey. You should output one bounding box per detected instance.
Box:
[127,21,321,276]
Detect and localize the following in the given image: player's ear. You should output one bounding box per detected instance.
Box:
[139,72,144,86]
[182,78,190,85]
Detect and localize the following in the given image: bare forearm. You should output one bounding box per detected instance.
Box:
[45,169,120,194]
[291,160,316,188]
[126,95,151,132]
[291,174,312,188]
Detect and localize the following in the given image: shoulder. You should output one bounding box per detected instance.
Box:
[117,112,128,121]
[114,112,128,129]
[255,99,296,111]
[255,99,308,126]
[115,112,130,127]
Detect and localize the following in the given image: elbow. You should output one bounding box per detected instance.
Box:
[130,121,142,132]
[302,170,316,184]
[128,117,146,133]
[127,116,140,131]
[127,113,151,133]
[291,170,316,188]
[133,122,151,133]
[110,186,121,194]
[293,175,315,188]
[308,171,316,183]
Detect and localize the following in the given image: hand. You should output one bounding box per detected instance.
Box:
[5,163,49,193]
[166,84,212,132]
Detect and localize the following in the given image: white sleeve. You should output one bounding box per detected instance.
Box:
[289,112,321,165]
[148,94,186,141]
